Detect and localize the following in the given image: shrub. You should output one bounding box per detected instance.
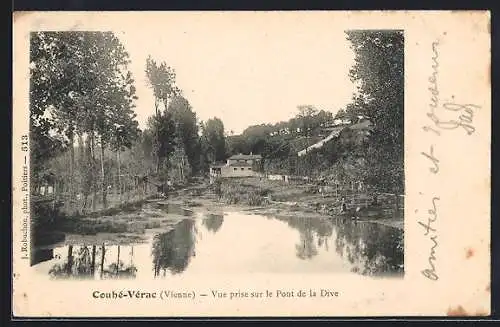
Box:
[247,191,264,206]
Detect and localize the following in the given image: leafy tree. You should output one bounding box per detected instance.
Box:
[168,96,199,175]
[146,112,177,170]
[296,105,319,136]
[145,56,180,112]
[167,137,192,184]
[226,134,251,156]
[30,32,140,208]
[145,56,180,174]
[201,118,226,164]
[346,30,404,193]
[334,108,347,119]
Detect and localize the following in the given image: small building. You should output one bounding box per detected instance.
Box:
[226,153,262,166]
[209,153,262,181]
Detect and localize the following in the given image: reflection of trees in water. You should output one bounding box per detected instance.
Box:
[151,219,196,277]
[272,215,403,275]
[48,244,137,280]
[333,221,404,276]
[295,227,318,259]
[103,245,138,279]
[202,213,224,233]
[273,216,334,260]
[317,236,329,252]
[32,248,55,265]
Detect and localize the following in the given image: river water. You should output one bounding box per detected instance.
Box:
[32,204,404,279]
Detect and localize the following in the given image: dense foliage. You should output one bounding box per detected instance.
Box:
[31,30,404,219]
[224,30,404,193]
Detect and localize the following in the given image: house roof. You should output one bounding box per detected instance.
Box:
[227,162,253,167]
[228,153,262,160]
[210,162,226,168]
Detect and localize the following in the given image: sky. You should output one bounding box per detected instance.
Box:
[116,14,357,135]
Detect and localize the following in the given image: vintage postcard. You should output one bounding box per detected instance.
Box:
[12,11,490,317]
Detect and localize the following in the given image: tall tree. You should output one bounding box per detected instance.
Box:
[145,56,180,173]
[107,71,140,199]
[346,30,404,193]
[296,105,319,137]
[146,112,177,179]
[30,32,140,209]
[168,95,199,175]
[201,118,226,164]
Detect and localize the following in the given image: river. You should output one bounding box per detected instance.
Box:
[32,202,404,279]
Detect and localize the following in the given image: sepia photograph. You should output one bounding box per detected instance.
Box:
[29,28,404,280]
[12,11,490,317]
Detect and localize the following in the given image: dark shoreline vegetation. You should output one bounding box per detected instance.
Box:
[30,31,404,258]
[33,181,404,278]
[33,176,404,250]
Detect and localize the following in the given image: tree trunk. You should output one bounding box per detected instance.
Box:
[52,183,56,211]
[117,150,121,201]
[130,246,134,267]
[91,132,97,211]
[66,245,74,275]
[69,131,75,205]
[179,156,184,182]
[155,100,160,174]
[116,245,120,276]
[100,138,107,208]
[91,245,96,276]
[100,244,105,279]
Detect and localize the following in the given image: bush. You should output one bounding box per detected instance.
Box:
[33,231,66,246]
[58,218,129,235]
[218,180,271,206]
[32,201,66,231]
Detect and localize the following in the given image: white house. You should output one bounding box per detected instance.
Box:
[209,153,263,181]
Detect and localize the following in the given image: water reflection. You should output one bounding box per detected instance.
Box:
[46,244,138,280]
[332,220,404,276]
[271,215,403,276]
[152,219,196,277]
[202,213,224,234]
[32,248,54,265]
[272,216,333,260]
[34,209,403,279]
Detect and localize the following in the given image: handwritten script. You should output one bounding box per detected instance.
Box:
[419,39,480,281]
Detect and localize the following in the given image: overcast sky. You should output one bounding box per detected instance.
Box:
[117,14,357,134]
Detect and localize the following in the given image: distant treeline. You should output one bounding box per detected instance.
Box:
[30,29,403,216]
[226,31,404,194]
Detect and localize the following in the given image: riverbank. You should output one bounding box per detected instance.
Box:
[34,177,404,248]
[209,177,404,229]
[166,177,404,230]
[33,185,190,247]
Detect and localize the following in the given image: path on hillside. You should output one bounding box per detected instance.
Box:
[297,126,345,157]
